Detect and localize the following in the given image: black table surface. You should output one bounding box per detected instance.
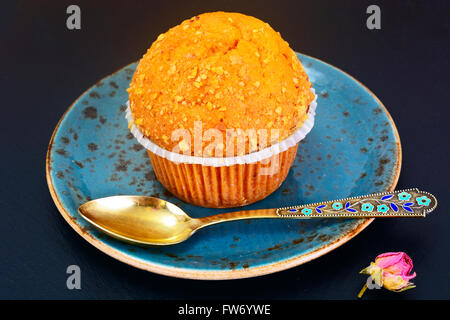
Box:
[1,0,449,299]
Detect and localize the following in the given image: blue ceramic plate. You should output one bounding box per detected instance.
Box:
[46,53,401,279]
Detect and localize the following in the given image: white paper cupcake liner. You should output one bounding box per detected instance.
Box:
[125,88,317,167]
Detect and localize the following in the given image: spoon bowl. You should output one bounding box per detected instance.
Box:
[78,196,198,245]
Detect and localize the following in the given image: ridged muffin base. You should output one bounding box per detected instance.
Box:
[148,144,298,208]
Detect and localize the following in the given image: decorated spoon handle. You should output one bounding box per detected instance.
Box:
[195,189,438,228]
[276,189,437,218]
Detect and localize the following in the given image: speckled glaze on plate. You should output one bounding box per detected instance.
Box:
[46,53,401,280]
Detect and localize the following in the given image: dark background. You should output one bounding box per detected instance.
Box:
[1,0,449,299]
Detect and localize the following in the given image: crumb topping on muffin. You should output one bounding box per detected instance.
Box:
[128,11,314,156]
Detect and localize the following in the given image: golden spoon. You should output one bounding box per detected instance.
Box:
[78,188,436,246]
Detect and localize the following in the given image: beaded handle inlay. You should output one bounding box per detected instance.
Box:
[276,189,437,218]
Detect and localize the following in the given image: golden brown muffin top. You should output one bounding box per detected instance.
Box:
[128,11,314,157]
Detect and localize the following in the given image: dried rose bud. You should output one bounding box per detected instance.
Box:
[358,252,416,298]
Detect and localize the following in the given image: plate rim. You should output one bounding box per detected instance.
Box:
[45,53,402,280]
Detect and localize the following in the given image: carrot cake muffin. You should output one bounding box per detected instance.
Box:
[127,11,316,207]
